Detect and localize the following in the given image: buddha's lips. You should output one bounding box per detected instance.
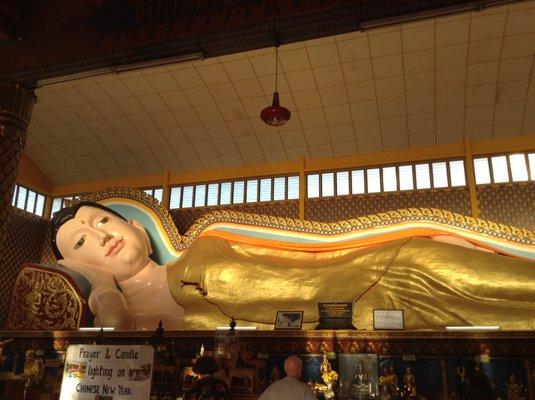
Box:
[105,238,124,257]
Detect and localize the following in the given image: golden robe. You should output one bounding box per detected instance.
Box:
[167,236,535,330]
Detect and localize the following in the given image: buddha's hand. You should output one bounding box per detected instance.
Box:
[180,280,207,297]
[88,284,135,330]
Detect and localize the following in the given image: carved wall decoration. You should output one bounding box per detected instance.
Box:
[6,266,85,330]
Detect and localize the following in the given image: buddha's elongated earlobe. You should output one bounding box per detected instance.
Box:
[129,219,153,255]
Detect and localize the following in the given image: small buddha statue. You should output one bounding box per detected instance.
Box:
[506,373,523,400]
[402,365,416,398]
[352,362,370,396]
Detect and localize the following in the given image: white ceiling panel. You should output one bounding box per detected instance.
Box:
[24,1,535,185]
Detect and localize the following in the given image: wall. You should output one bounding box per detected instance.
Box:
[0,207,48,324]
[305,188,471,222]
[478,183,535,228]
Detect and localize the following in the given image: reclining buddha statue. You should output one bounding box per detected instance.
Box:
[49,192,535,331]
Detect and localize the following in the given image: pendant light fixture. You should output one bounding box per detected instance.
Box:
[260,45,291,126]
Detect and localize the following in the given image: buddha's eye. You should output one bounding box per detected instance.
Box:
[74,235,86,250]
[97,216,109,226]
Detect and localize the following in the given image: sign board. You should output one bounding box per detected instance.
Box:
[316,301,356,330]
[60,344,154,400]
[373,309,404,330]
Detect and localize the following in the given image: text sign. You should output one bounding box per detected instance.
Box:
[373,309,404,330]
[316,301,356,330]
[60,344,154,400]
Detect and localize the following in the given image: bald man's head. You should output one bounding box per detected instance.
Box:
[284,356,303,379]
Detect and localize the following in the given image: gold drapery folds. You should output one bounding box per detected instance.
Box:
[168,236,535,331]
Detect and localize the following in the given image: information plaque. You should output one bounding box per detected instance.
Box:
[373,309,404,330]
[316,301,356,330]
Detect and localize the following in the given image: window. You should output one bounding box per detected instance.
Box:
[382,167,397,192]
[287,176,299,199]
[529,153,535,181]
[220,182,232,205]
[491,156,509,183]
[321,172,334,197]
[12,184,46,217]
[415,164,431,189]
[273,177,285,201]
[474,158,491,184]
[351,170,365,194]
[169,175,301,209]
[51,198,63,216]
[260,178,272,202]
[398,165,414,191]
[233,181,245,204]
[473,152,535,185]
[194,185,206,207]
[170,187,181,209]
[307,174,320,198]
[449,160,466,187]
[47,195,81,217]
[367,168,380,193]
[16,186,27,209]
[246,180,258,203]
[207,183,219,206]
[336,171,349,196]
[182,186,194,208]
[143,187,163,202]
[509,154,528,182]
[432,162,448,188]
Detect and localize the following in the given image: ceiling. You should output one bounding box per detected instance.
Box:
[25,1,535,186]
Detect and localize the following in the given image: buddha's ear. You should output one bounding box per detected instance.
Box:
[129,219,153,255]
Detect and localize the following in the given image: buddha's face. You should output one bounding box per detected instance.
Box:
[56,205,151,282]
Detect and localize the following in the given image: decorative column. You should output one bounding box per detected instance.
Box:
[0,81,36,261]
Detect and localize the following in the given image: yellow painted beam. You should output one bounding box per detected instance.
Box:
[17,154,52,194]
[298,158,305,220]
[43,194,53,220]
[464,139,480,219]
[305,143,466,172]
[168,160,300,184]
[52,173,166,197]
[162,172,170,209]
[471,136,535,155]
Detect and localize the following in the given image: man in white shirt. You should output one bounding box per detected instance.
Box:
[259,356,317,400]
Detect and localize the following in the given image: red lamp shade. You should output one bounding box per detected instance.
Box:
[260,92,291,126]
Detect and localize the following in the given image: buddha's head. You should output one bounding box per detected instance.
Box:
[51,202,153,282]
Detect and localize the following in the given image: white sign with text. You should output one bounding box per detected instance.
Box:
[373,309,404,330]
[60,344,154,400]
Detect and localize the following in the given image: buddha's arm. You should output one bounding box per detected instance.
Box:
[169,236,397,325]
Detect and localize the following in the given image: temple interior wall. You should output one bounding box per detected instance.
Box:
[1,181,534,324]
[0,209,48,323]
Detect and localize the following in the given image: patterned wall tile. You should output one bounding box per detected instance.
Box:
[478,183,535,230]
[0,207,48,324]
[40,220,57,264]
[306,188,471,222]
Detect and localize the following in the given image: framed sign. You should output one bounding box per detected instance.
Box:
[316,302,356,330]
[275,311,303,330]
[373,309,404,330]
[60,344,154,400]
